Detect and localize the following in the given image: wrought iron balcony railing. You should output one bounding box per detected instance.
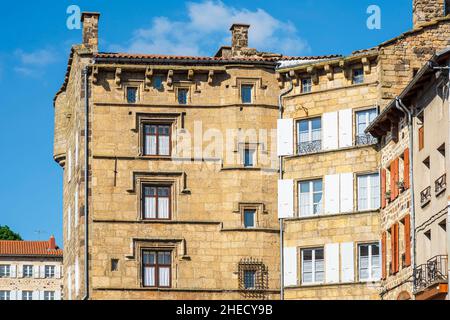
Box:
[435,174,447,197]
[356,134,378,146]
[414,255,448,293]
[420,186,432,207]
[298,140,322,155]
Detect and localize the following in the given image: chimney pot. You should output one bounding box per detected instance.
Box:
[81,12,100,52]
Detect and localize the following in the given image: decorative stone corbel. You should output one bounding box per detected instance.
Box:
[167,70,174,87]
[362,57,371,74]
[307,66,318,84]
[187,69,194,81]
[324,64,333,81]
[276,73,284,88]
[92,66,99,84]
[208,70,214,85]
[115,68,122,88]
[340,61,349,79]
[144,67,153,91]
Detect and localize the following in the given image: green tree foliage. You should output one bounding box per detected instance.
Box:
[0,225,22,240]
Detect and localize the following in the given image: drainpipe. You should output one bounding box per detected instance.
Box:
[395,97,416,297]
[278,73,293,301]
[82,66,90,301]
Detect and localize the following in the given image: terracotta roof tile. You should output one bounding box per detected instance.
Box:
[0,237,63,257]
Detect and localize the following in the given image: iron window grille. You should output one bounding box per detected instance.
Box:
[238,258,268,299]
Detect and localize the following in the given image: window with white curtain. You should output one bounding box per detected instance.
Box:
[357,173,380,211]
[143,186,171,220]
[142,251,171,288]
[358,243,381,281]
[299,179,323,217]
[297,117,322,154]
[301,248,324,284]
[143,124,171,156]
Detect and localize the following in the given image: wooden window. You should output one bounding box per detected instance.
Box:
[357,173,380,211]
[44,265,55,278]
[43,291,55,300]
[0,291,10,300]
[23,265,33,278]
[244,209,256,229]
[143,124,171,156]
[142,185,171,220]
[0,265,11,278]
[241,85,253,104]
[391,223,400,274]
[381,169,387,209]
[126,87,138,104]
[418,126,424,151]
[21,291,33,301]
[297,117,322,155]
[301,77,312,93]
[142,250,171,288]
[404,215,411,267]
[178,88,188,105]
[403,149,410,189]
[299,179,323,217]
[358,243,381,281]
[352,68,364,84]
[382,232,387,279]
[301,248,324,284]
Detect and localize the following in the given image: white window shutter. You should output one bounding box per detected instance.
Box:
[17,291,22,300]
[340,173,354,213]
[325,243,340,283]
[10,265,17,278]
[17,265,23,278]
[33,265,40,278]
[10,290,17,300]
[338,109,353,148]
[277,119,294,156]
[55,290,61,301]
[39,291,44,301]
[284,247,298,287]
[278,180,294,218]
[32,291,39,301]
[341,242,355,283]
[55,265,61,279]
[325,175,340,214]
[39,265,45,279]
[322,112,338,150]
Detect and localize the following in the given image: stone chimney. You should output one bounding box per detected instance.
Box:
[413,0,449,28]
[81,12,100,52]
[48,235,56,250]
[230,23,250,56]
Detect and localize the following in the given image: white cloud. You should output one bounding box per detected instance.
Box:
[14,48,58,77]
[111,0,310,56]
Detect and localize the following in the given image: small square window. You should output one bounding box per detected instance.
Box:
[352,68,364,84]
[127,87,138,103]
[241,85,253,104]
[153,76,163,90]
[244,148,255,167]
[111,259,119,272]
[243,270,256,289]
[244,210,256,229]
[178,89,189,105]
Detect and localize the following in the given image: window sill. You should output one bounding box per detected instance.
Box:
[286,280,381,290]
[285,81,378,100]
[284,210,379,222]
[286,143,377,159]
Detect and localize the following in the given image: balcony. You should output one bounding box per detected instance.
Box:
[420,186,432,208]
[355,133,378,146]
[298,140,322,155]
[435,174,447,197]
[414,255,448,298]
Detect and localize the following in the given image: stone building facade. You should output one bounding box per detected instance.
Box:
[0,237,63,300]
[54,0,450,300]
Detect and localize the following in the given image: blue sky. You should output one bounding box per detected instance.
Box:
[0,0,412,243]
